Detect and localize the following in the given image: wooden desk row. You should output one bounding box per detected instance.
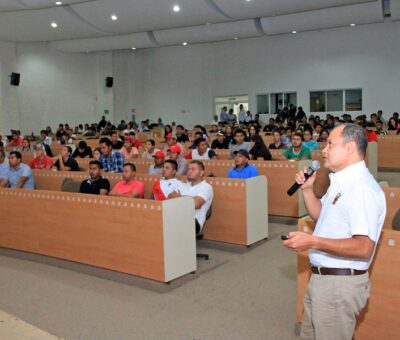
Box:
[296,187,400,340]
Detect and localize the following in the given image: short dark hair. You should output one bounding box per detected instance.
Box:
[165,159,178,171]
[293,133,304,141]
[110,130,118,136]
[195,138,207,147]
[89,160,103,169]
[341,123,368,157]
[99,137,112,147]
[190,160,205,171]
[78,141,87,149]
[40,130,48,135]
[146,139,155,146]
[9,151,22,160]
[124,162,136,172]
[234,129,246,137]
[176,125,185,130]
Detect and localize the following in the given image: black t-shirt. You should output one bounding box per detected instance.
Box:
[80,177,110,195]
[176,134,189,143]
[54,157,80,171]
[72,147,93,158]
[211,139,229,150]
[111,141,124,150]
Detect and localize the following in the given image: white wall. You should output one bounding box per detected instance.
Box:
[114,20,400,127]
[1,20,399,134]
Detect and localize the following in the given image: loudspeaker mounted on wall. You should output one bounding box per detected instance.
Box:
[10,72,20,86]
[105,76,113,88]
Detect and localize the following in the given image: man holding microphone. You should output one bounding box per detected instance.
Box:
[283,123,386,340]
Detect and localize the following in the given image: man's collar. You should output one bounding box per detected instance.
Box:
[329,161,366,186]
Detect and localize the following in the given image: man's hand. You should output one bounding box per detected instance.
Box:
[283,231,316,252]
[295,166,317,191]
[168,190,182,199]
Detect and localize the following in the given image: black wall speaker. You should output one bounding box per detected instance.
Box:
[105,76,113,88]
[10,72,20,86]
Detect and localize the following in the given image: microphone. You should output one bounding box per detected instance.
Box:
[287,160,320,196]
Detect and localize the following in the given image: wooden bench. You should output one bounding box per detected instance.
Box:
[32,171,268,246]
[296,188,400,339]
[0,188,196,283]
[377,135,400,171]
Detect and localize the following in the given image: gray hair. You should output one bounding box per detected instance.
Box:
[341,123,368,157]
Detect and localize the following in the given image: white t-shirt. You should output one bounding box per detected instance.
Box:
[310,161,386,270]
[152,178,182,200]
[178,180,213,230]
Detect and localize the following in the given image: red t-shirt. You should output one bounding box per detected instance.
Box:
[113,179,145,198]
[367,130,378,142]
[29,156,54,169]
[8,137,23,147]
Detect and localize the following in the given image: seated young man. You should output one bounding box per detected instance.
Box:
[168,160,213,234]
[141,139,160,159]
[53,146,80,171]
[0,151,35,189]
[29,144,53,170]
[228,150,258,179]
[230,129,251,159]
[79,160,110,195]
[99,137,124,173]
[168,144,188,176]
[72,141,93,158]
[284,133,311,160]
[119,136,139,159]
[152,160,181,201]
[302,129,319,151]
[148,151,165,175]
[185,138,217,160]
[109,163,145,198]
[211,131,229,150]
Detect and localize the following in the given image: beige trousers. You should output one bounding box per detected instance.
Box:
[300,272,370,340]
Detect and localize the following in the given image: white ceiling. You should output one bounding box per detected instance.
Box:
[0,0,391,52]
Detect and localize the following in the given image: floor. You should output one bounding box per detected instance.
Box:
[0,223,298,340]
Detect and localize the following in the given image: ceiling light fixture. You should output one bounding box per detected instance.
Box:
[245,0,251,2]
[173,5,180,12]
[182,42,188,46]
[234,37,238,40]
[292,30,297,34]
[131,47,136,50]
[51,22,58,28]
[111,14,118,21]
[55,1,63,5]
[350,23,356,27]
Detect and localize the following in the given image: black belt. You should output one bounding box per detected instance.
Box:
[311,266,367,276]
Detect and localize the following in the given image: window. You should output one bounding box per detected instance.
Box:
[310,89,361,112]
[256,94,269,114]
[271,92,297,113]
[214,95,249,118]
[345,89,362,111]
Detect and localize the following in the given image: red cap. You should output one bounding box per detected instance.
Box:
[153,151,166,159]
[124,136,135,144]
[165,132,177,139]
[169,145,181,154]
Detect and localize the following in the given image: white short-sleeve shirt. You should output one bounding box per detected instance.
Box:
[178,180,213,230]
[310,161,386,270]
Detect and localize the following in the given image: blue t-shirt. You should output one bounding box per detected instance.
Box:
[4,163,35,189]
[228,164,259,179]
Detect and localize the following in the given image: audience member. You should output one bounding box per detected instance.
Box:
[93,147,101,161]
[317,129,330,142]
[99,138,124,173]
[211,131,229,149]
[238,104,246,124]
[152,160,181,201]
[40,130,52,146]
[164,132,185,157]
[375,120,388,135]
[303,130,319,150]
[110,131,124,149]
[185,138,217,160]
[21,138,33,152]
[141,139,160,159]
[119,136,139,159]
[219,106,229,123]
[230,129,251,158]
[0,151,8,179]
[268,130,287,150]
[72,141,93,158]
[8,131,23,148]
[284,133,311,160]
[53,146,80,171]
[110,163,144,198]
[148,151,165,175]
[79,160,110,195]
[168,145,188,176]
[249,135,272,160]
[168,160,213,234]
[29,144,53,170]
[0,151,35,189]
[175,125,189,143]
[228,150,259,179]
[263,118,276,133]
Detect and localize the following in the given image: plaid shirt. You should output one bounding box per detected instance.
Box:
[99,151,124,173]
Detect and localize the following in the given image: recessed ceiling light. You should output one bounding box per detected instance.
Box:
[350,23,356,27]
[245,0,251,2]
[55,1,62,5]
[111,14,118,21]
[182,42,188,46]
[292,30,297,34]
[51,22,58,28]
[234,37,238,40]
[131,47,136,50]
[173,5,180,12]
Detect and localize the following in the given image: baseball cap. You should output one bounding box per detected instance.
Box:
[153,151,166,159]
[233,149,250,158]
[216,130,225,136]
[169,145,181,154]
[124,136,135,144]
[165,132,177,139]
